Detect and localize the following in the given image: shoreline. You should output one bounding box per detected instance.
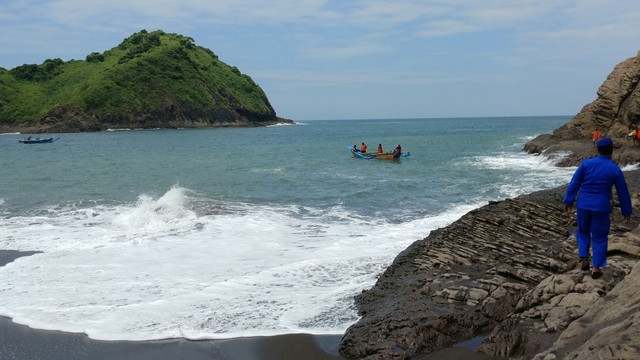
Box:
[0,315,345,360]
[1,250,490,359]
[0,117,296,135]
[0,315,491,360]
[1,249,346,360]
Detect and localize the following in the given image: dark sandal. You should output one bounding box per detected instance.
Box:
[580,258,589,271]
[591,269,603,279]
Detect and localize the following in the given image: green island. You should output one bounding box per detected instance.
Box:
[0,30,292,133]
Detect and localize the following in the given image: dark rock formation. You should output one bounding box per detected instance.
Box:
[339,171,640,360]
[524,51,640,166]
[2,107,293,134]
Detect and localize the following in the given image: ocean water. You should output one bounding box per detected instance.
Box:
[0,117,576,341]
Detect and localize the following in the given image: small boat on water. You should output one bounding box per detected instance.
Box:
[347,146,410,159]
[18,136,59,144]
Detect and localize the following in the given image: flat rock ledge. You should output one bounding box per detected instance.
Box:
[339,170,640,360]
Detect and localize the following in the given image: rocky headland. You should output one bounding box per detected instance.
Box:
[339,51,640,360]
[524,51,640,167]
[0,30,293,133]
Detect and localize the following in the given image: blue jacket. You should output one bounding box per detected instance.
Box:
[563,155,632,215]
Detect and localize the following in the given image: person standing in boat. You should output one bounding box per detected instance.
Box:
[377,144,384,153]
[360,142,367,153]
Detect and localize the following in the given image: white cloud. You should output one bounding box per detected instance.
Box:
[37,0,339,27]
[417,19,481,37]
[344,1,447,27]
[1,0,639,119]
[300,42,389,61]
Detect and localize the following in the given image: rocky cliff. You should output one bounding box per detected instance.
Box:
[524,51,640,166]
[339,171,640,359]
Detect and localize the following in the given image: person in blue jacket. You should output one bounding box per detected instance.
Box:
[563,137,632,279]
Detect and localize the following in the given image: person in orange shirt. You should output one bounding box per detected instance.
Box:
[592,129,601,145]
[360,142,367,153]
[377,144,383,153]
[393,144,402,154]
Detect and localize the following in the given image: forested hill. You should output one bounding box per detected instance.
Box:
[0,30,292,132]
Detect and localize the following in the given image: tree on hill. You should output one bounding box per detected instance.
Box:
[0,29,291,132]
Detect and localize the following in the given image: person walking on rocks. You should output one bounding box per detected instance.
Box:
[563,137,632,279]
[592,128,601,146]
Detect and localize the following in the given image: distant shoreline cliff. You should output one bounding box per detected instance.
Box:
[0,30,294,133]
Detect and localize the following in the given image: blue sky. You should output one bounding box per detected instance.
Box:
[1,1,639,121]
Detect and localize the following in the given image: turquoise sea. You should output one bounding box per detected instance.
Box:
[0,116,576,341]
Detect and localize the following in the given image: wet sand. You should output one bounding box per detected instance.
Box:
[0,316,493,360]
[0,316,345,360]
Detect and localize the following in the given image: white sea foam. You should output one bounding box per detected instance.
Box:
[266,122,298,127]
[462,151,575,199]
[0,187,476,341]
[472,151,563,171]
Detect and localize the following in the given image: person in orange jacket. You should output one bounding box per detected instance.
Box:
[360,142,367,153]
[377,144,383,153]
[592,128,601,145]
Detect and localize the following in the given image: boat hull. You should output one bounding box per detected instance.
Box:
[18,137,58,144]
[347,146,410,159]
[372,153,400,159]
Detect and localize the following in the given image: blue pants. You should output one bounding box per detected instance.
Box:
[576,208,611,268]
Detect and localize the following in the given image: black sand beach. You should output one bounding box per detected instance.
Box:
[0,250,344,360]
[0,316,345,360]
[0,251,490,360]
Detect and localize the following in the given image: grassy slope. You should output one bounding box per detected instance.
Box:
[0,30,275,125]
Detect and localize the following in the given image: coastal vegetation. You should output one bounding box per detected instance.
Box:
[0,30,288,132]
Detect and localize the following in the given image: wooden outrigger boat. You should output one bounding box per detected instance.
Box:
[18,136,59,144]
[347,146,410,159]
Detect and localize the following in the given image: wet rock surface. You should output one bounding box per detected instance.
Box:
[339,171,640,360]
